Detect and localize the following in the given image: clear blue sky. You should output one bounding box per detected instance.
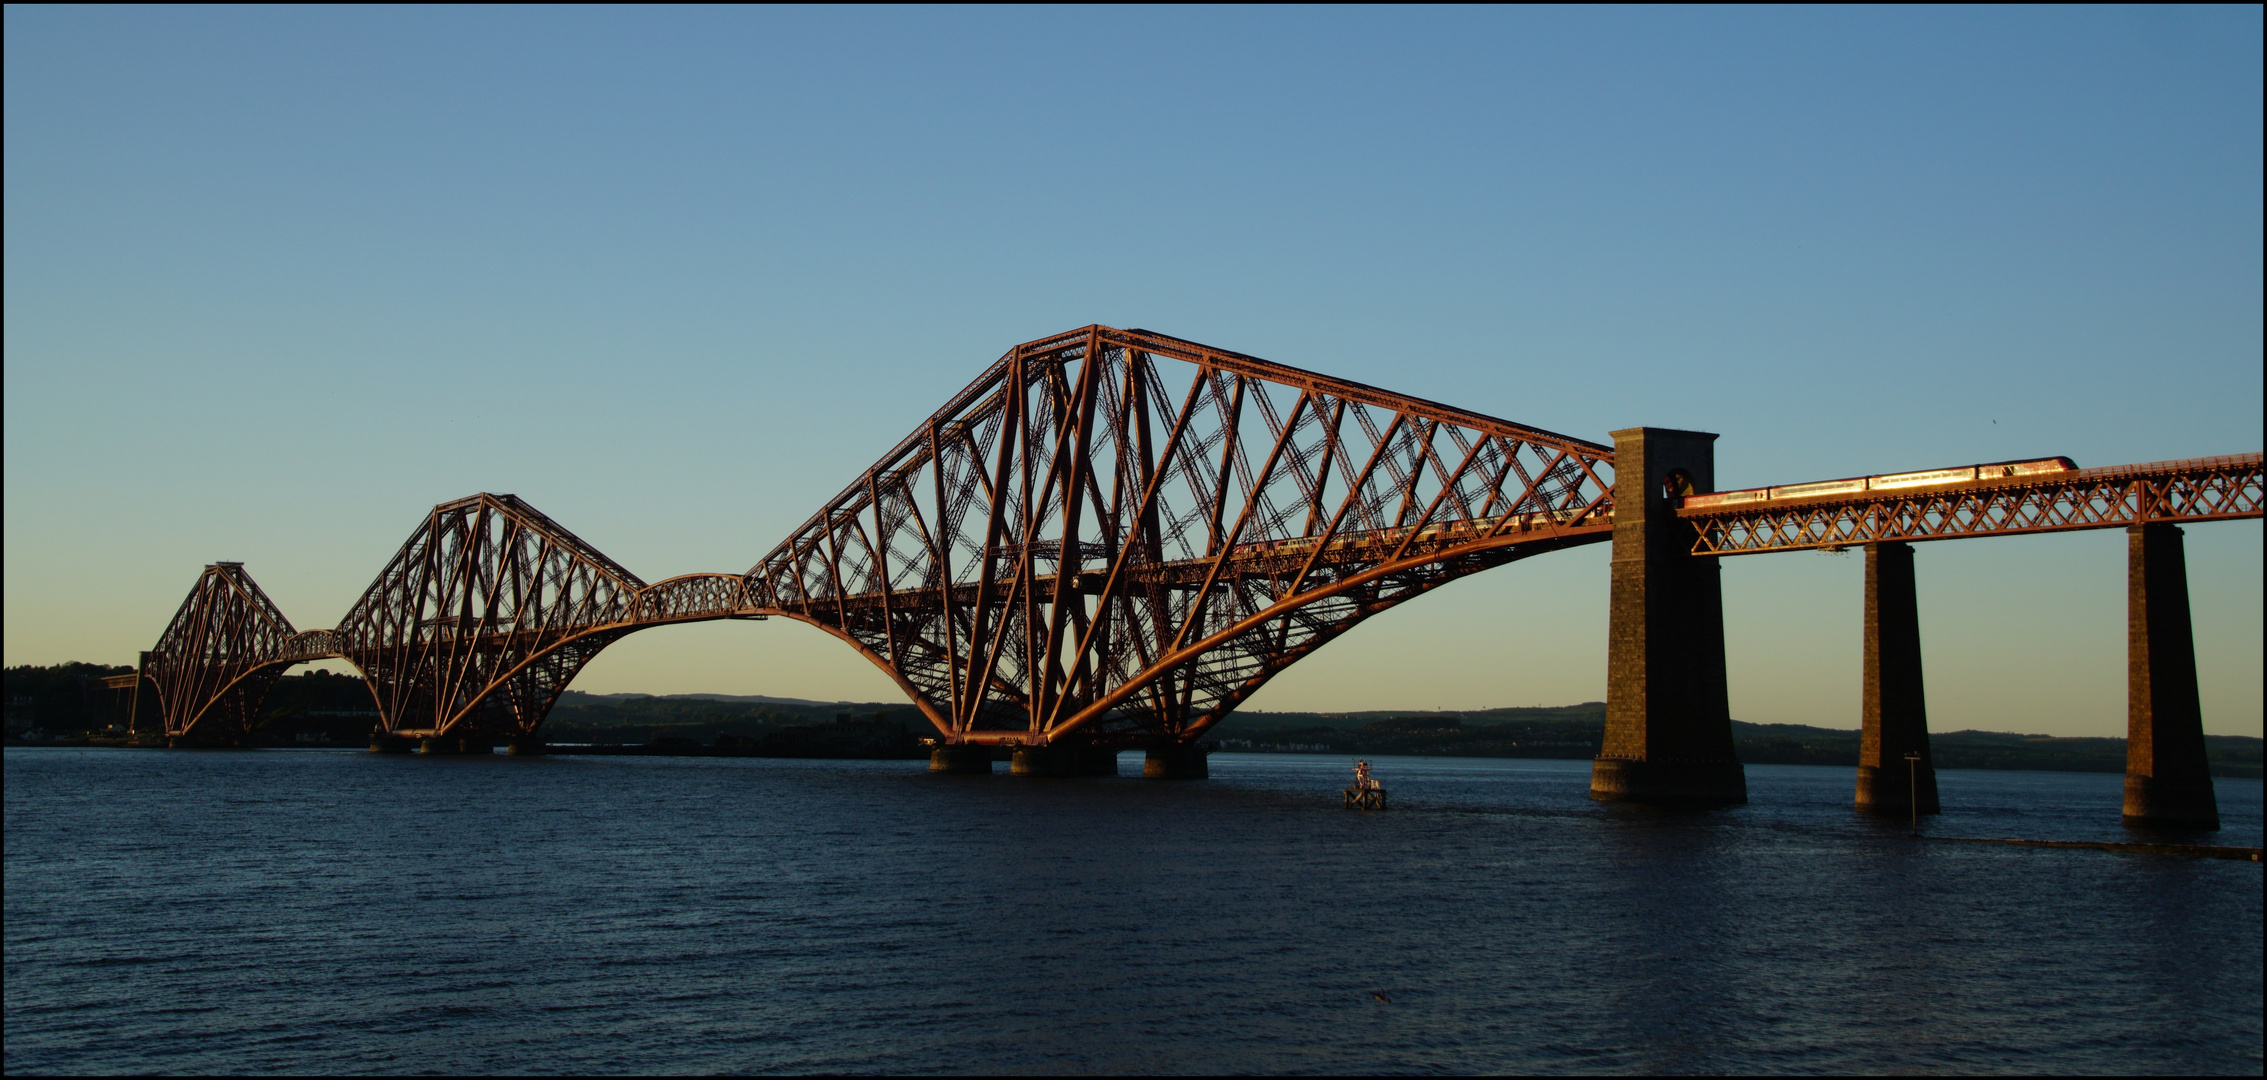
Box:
[5,6,2259,736]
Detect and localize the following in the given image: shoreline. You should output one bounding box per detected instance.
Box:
[9,739,2267,783]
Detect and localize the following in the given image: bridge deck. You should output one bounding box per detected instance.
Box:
[1680,453,2261,555]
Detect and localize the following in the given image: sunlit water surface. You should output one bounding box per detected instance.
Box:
[5,748,2260,1075]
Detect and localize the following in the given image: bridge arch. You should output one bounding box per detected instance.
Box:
[409,528,1617,748]
[1042,526,1610,744]
[141,566,381,742]
[140,327,1620,751]
[745,326,1618,748]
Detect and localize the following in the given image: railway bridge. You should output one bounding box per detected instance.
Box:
[134,326,2262,827]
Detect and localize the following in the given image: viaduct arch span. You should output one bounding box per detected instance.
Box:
[134,325,2261,821]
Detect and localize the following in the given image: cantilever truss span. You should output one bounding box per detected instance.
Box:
[747,326,1617,747]
[142,324,2258,749]
[141,563,303,741]
[141,326,1618,745]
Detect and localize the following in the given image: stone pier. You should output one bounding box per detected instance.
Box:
[1590,427,1746,804]
[929,744,994,774]
[1144,744,1209,779]
[1854,542,1939,815]
[2123,524,2219,828]
[1009,745,1074,776]
[1008,744,1123,776]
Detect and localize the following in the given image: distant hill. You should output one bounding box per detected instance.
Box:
[546,694,2259,777]
[7,663,2259,778]
[566,691,877,708]
[1217,702,1608,733]
[544,690,927,745]
[1209,707,2260,779]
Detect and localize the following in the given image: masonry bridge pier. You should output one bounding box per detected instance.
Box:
[1601,427,2252,829]
[129,326,2260,827]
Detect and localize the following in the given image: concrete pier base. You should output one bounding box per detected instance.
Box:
[2123,525,2219,829]
[1855,766,1939,815]
[1010,746,1077,777]
[1590,758,1746,803]
[1143,745,1208,779]
[1854,765,1940,815]
[2125,775,2218,828]
[1004,745,1120,776]
[928,745,994,774]
[1855,542,1939,816]
[1590,427,1746,805]
[417,735,494,755]
[506,738,547,756]
[369,735,415,754]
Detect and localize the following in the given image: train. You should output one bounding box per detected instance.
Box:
[1212,456,2080,561]
[1680,457,2078,510]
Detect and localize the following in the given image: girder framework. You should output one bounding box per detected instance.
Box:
[331,494,656,739]
[140,560,764,743]
[746,326,1617,747]
[1683,454,2263,556]
[137,321,2258,754]
[146,563,300,740]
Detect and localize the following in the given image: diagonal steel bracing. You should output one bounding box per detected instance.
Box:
[1683,454,2263,555]
[138,326,1619,745]
[138,325,2260,751]
[745,327,1620,747]
[143,563,301,741]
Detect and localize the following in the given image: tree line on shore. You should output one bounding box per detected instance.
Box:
[1217,706,2262,779]
[5,663,2259,778]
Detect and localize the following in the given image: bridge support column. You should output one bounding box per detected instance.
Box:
[1591,427,1746,805]
[1007,743,1122,776]
[1144,744,1208,779]
[1010,745,1079,777]
[2123,525,2218,829]
[506,737,547,756]
[929,744,994,774]
[369,735,414,754]
[417,735,494,755]
[1855,542,1939,816]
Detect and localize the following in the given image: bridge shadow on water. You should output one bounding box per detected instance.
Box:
[3,747,2259,1074]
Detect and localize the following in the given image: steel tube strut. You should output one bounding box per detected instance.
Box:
[133,327,2259,765]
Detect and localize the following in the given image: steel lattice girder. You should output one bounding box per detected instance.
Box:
[137,326,2258,751]
[1681,454,2264,555]
[136,328,1620,745]
[742,326,1618,746]
[329,493,652,738]
[144,563,299,740]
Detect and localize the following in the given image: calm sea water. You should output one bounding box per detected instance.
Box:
[4,747,2259,1075]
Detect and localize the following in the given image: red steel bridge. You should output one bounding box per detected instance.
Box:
[135,326,2262,825]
